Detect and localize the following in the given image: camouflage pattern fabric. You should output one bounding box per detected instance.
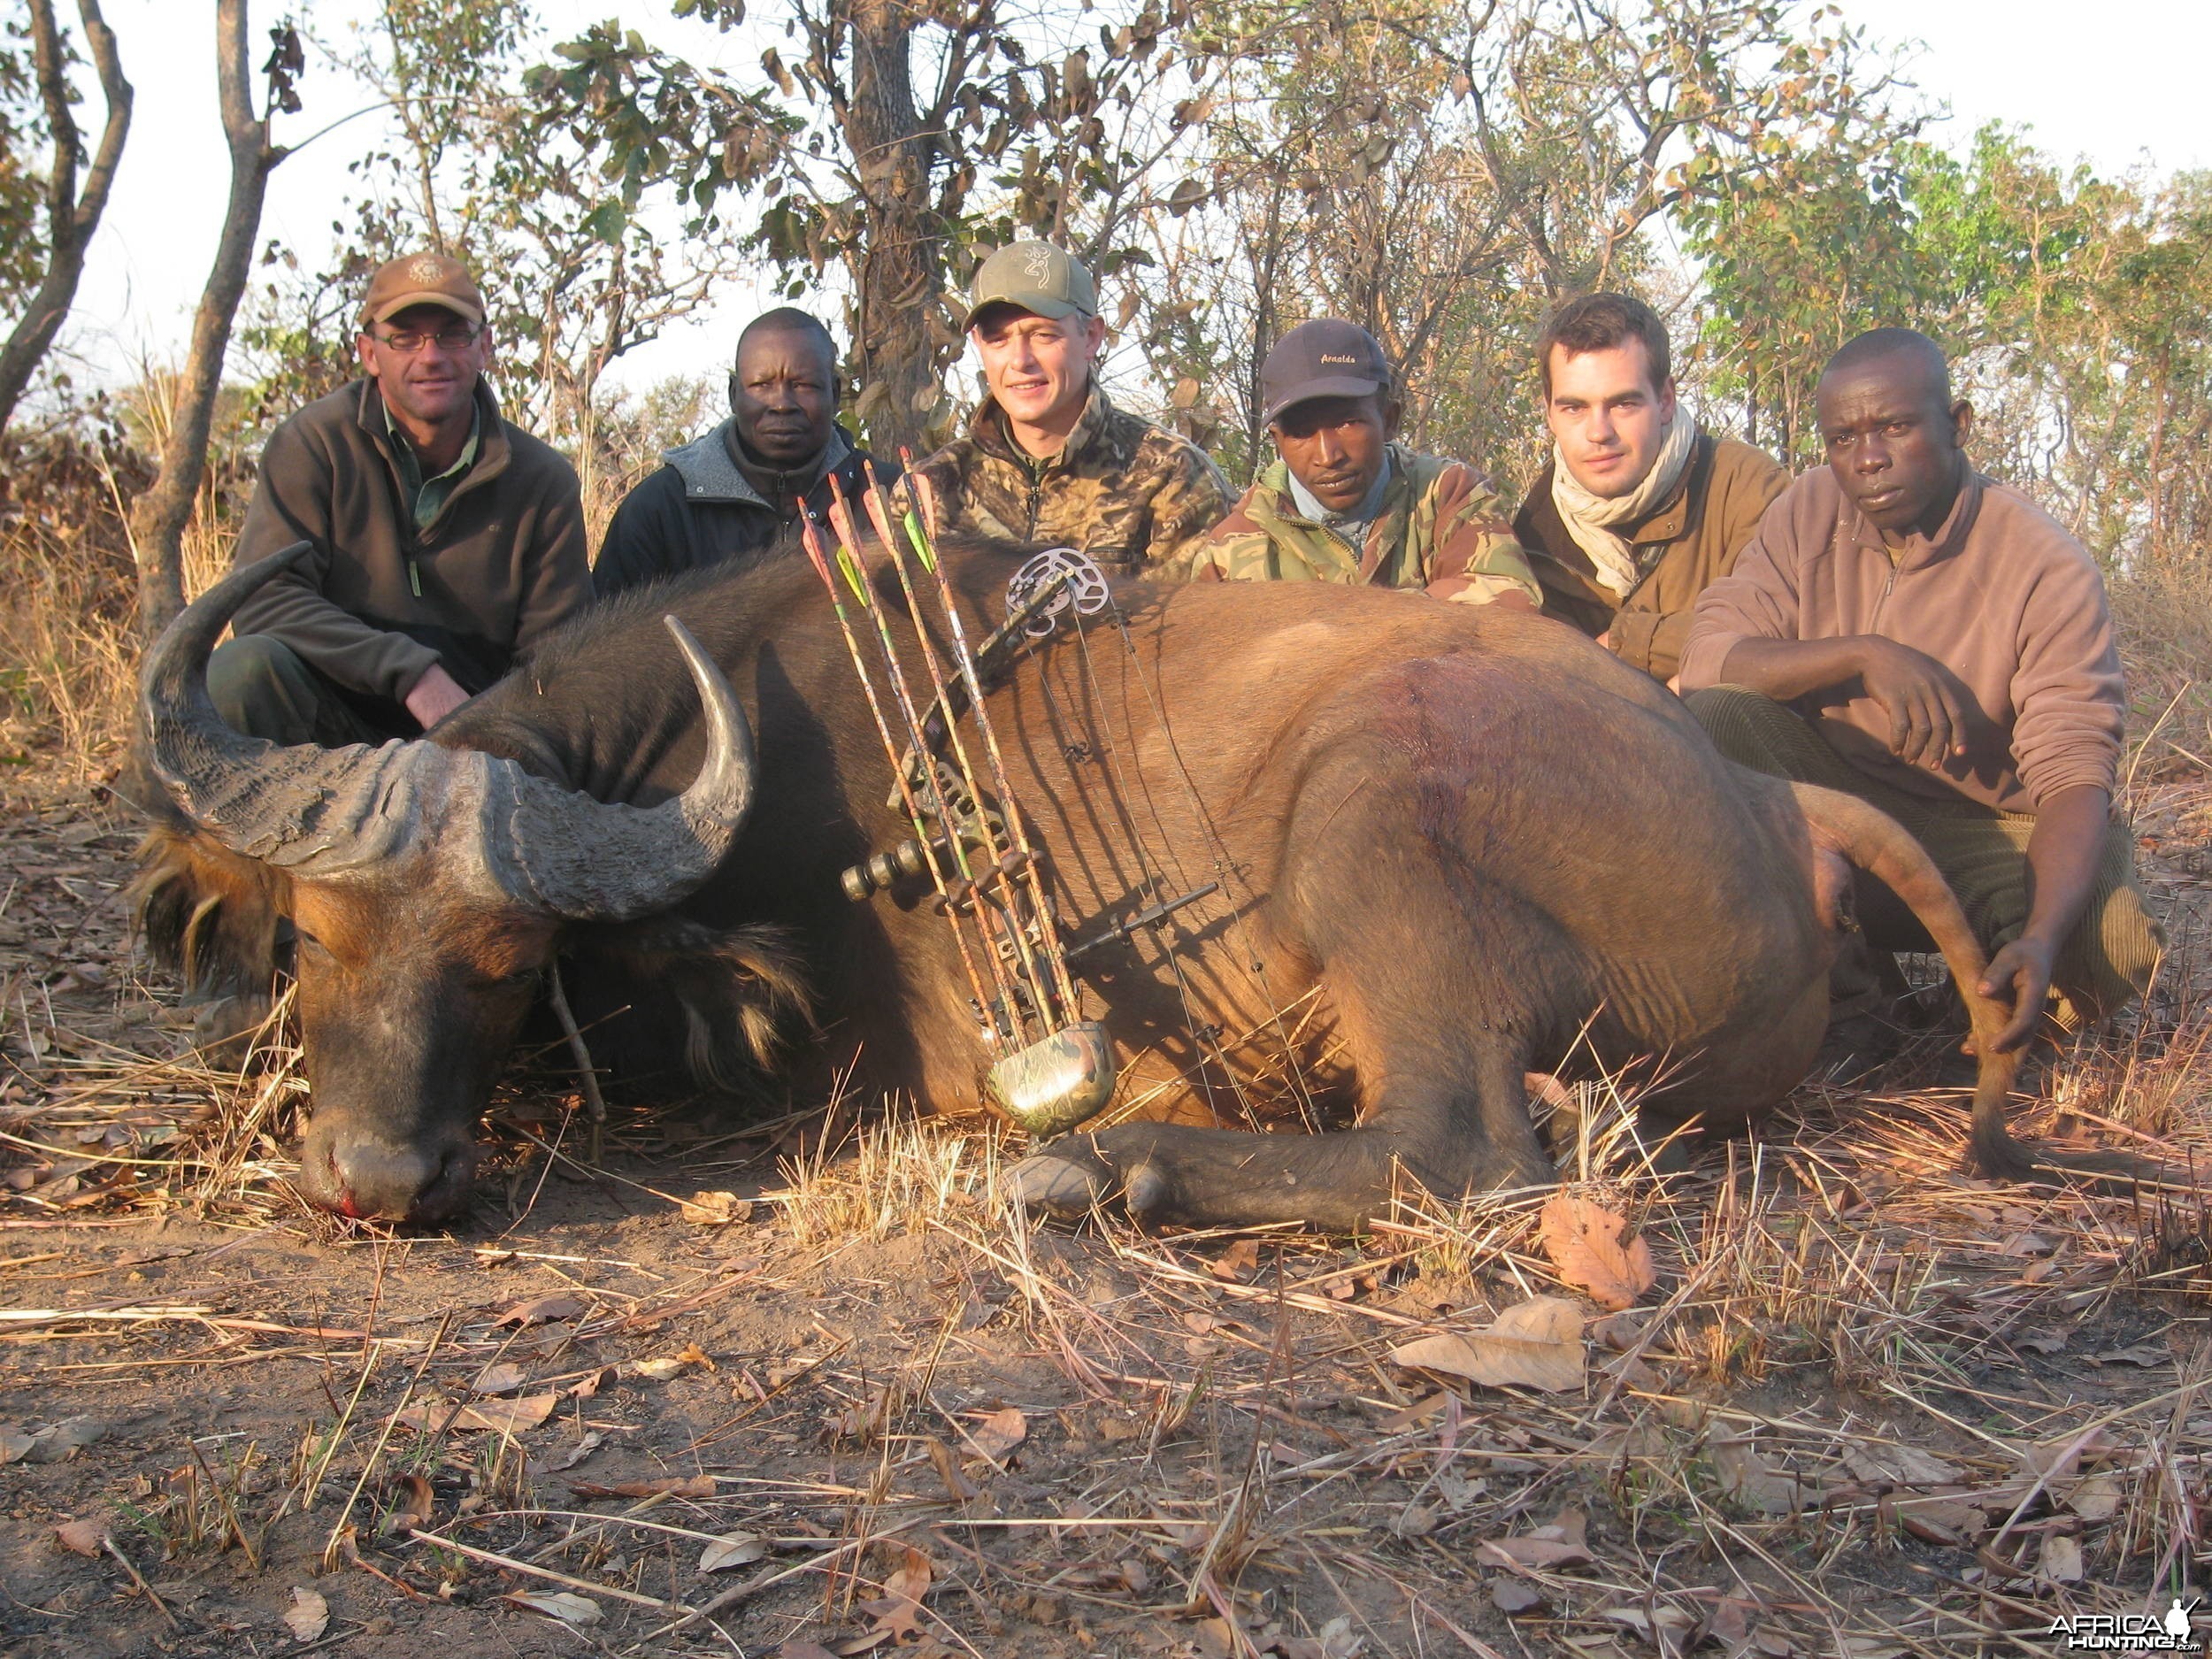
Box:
[1179,447,1542,607]
[910,382,1232,576]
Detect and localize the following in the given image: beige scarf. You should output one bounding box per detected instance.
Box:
[1549,411,1700,599]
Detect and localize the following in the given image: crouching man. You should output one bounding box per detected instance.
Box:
[1513,293,1786,680]
[910,240,1231,573]
[593,308,888,597]
[1679,327,2163,1048]
[211,250,589,744]
[1182,319,1540,608]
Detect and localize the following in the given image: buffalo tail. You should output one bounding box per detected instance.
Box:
[1787,781,2162,1188]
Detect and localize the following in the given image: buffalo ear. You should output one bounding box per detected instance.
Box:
[128,825,289,1002]
[571,915,813,1092]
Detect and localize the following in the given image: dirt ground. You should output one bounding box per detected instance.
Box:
[3,759,2209,1659]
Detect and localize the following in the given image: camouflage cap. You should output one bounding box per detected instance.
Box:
[963,241,1098,330]
[361,250,486,328]
[1261,319,1390,426]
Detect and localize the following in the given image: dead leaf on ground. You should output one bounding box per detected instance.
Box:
[1210,1238,1262,1280]
[634,1342,714,1380]
[283,1586,329,1643]
[572,1474,716,1500]
[53,1518,104,1557]
[1839,1442,1962,1487]
[1708,1425,1808,1515]
[2065,1472,2123,1522]
[505,1589,602,1625]
[1480,1507,1591,1571]
[396,1393,558,1435]
[700,1531,767,1572]
[679,1189,755,1225]
[386,1472,434,1534]
[861,1545,932,1642]
[925,1437,981,1502]
[1539,1194,1658,1310]
[471,1362,527,1396]
[1589,1309,1647,1351]
[531,1431,603,1477]
[2013,1430,2119,1481]
[1478,1532,1593,1571]
[495,1294,586,1327]
[2090,1344,2170,1367]
[778,1646,838,1659]
[2040,1532,2085,1583]
[0,1417,107,1464]
[966,1406,1026,1463]
[1492,1578,1546,1615]
[1389,1295,1585,1394]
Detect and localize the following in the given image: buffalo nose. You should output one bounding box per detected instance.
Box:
[322,1133,476,1224]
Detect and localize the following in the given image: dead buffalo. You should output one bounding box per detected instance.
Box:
[134,540,2057,1230]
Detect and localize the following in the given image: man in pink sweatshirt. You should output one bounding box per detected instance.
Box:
[1679,328,2162,1048]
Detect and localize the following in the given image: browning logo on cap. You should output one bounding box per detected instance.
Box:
[962,240,1099,330]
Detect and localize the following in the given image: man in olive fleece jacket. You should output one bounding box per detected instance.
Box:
[1680,327,2162,1041]
[215,251,590,745]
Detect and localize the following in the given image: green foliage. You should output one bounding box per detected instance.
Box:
[242,0,792,449]
[0,12,44,314]
[1688,115,2212,565]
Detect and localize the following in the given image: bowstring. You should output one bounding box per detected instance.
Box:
[1064,594,1326,1135]
[1022,625,1245,1129]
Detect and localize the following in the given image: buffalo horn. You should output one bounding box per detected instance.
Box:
[140,542,424,871]
[145,554,757,918]
[488,616,757,921]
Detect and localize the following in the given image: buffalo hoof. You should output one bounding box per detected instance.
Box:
[1010,1145,1115,1217]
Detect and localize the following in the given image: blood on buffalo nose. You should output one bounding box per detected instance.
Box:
[318,1131,476,1224]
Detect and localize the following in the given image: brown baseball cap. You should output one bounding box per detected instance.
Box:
[1260,319,1390,425]
[361,250,486,328]
[963,241,1098,330]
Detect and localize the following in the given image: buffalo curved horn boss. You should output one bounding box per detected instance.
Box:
[141,542,755,920]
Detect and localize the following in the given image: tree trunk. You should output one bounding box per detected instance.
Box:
[841,0,943,458]
[131,0,286,641]
[0,0,133,433]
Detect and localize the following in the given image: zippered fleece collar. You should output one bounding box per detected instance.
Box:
[664,419,854,507]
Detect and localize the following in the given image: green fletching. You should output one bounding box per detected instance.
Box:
[835,548,869,604]
[900,509,937,573]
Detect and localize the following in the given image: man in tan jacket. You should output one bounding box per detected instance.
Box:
[1679,328,2162,1046]
[1514,293,1786,682]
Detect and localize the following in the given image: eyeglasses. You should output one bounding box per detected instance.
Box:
[372,323,482,353]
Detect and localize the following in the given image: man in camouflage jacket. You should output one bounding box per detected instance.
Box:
[910,241,1230,575]
[1181,320,1540,608]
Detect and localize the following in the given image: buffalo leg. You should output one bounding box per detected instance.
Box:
[1015,777,1571,1229]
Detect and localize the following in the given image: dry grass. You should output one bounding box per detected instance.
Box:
[1,422,2207,1650]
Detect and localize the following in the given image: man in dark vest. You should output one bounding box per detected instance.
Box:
[215,250,590,743]
[593,308,890,597]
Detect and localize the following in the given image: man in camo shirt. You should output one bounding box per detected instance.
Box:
[909,241,1230,574]
[1180,319,1540,609]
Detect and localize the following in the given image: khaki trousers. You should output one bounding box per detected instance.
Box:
[1685,687,2164,1031]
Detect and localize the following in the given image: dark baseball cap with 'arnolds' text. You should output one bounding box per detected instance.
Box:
[1260,319,1391,425]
